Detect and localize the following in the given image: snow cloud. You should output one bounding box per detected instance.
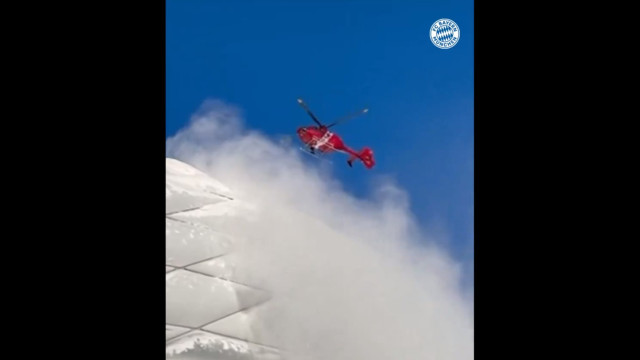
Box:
[167,99,474,360]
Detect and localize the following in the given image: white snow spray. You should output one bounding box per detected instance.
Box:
[167,99,474,360]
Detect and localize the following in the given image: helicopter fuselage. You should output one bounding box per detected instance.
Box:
[296,126,347,153]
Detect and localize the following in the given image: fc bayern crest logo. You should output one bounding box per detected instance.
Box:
[430,18,460,49]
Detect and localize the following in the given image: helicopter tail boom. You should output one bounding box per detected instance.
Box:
[347,147,375,169]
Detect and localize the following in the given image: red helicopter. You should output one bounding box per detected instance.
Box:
[296,98,375,169]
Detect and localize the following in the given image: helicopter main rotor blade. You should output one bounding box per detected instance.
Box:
[327,107,369,128]
[297,98,323,127]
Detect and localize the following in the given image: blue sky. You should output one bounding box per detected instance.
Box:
[166,0,473,285]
